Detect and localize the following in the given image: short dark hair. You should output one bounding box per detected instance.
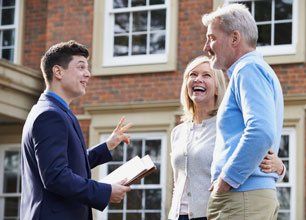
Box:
[40,40,89,86]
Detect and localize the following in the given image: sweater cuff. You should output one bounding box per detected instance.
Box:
[220,172,240,189]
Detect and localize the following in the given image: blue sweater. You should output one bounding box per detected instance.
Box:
[211,51,284,191]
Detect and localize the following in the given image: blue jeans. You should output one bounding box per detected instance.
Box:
[178,215,207,220]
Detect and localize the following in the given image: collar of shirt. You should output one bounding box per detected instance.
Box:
[227,50,262,78]
[44,90,69,110]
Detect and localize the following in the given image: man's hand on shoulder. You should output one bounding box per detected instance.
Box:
[106,117,132,150]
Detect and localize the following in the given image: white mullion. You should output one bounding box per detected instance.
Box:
[13,0,19,63]
[0,31,3,58]
[160,133,167,219]
[111,4,166,13]
[271,0,275,46]
[251,0,254,17]
[140,139,145,185]
[142,188,145,220]
[128,12,133,56]
[288,129,296,220]
[147,10,151,55]
[123,142,127,220]
[142,138,146,220]
[0,148,4,219]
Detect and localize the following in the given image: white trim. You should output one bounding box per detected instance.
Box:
[0,0,20,62]
[97,132,167,220]
[276,128,296,220]
[229,0,297,57]
[102,0,170,67]
[0,144,21,219]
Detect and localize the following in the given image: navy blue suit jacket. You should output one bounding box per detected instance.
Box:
[21,93,112,220]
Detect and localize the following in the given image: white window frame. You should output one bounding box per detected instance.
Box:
[0,144,21,220]
[0,0,20,62]
[103,0,170,67]
[227,0,299,57]
[276,128,296,220]
[98,132,167,220]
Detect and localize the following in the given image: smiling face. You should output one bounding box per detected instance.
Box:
[60,55,91,101]
[204,20,235,71]
[186,62,217,110]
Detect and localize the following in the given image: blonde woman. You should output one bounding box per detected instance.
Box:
[168,56,284,220]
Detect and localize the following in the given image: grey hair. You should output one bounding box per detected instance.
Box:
[202,3,258,47]
[180,56,227,122]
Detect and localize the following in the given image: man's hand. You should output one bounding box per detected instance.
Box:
[110,179,131,203]
[260,149,284,175]
[106,117,132,150]
[212,177,231,193]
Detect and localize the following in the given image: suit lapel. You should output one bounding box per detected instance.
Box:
[41,94,91,178]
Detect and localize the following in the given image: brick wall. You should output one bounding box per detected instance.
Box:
[23,0,48,70]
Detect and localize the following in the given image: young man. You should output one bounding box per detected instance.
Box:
[202,4,284,220]
[21,40,131,220]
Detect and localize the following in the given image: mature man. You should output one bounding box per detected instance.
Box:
[21,40,131,220]
[202,4,284,220]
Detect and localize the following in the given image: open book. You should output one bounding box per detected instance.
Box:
[100,155,157,186]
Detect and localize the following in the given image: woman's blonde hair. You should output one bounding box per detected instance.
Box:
[180,55,227,122]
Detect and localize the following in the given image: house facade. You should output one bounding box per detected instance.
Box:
[0,0,305,219]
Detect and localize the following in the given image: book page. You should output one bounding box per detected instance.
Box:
[100,156,146,184]
[141,155,155,170]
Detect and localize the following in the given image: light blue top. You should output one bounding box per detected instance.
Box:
[211,51,284,191]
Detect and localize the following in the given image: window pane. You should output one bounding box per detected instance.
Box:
[108,164,121,174]
[131,0,146,7]
[151,10,166,31]
[279,135,289,157]
[4,172,17,193]
[3,0,16,6]
[127,213,141,220]
[150,0,164,5]
[144,164,160,184]
[277,187,290,210]
[127,189,142,209]
[133,11,147,32]
[257,24,271,46]
[108,213,123,220]
[2,48,14,61]
[115,13,129,34]
[275,0,292,20]
[277,212,290,220]
[113,0,128,8]
[112,142,124,161]
[1,8,15,25]
[275,23,292,45]
[4,151,19,172]
[145,139,161,161]
[254,0,271,21]
[114,36,129,56]
[150,33,165,54]
[145,189,161,209]
[109,201,123,210]
[145,213,161,220]
[4,197,19,217]
[3,29,15,46]
[127,139,142,160]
